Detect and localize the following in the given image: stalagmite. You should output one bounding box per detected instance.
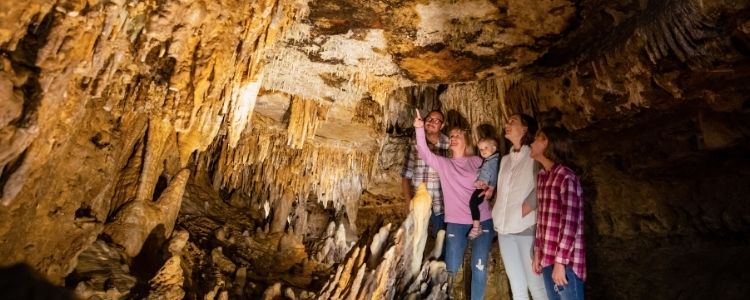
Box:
[271,188,295,233]
[368,223,392,267]
[70,240,136,299]
[330,246,361,299]
[429,230,446,260]
[103,168,190,257]
[409,184,432,279]
[262,282,282,300]
[317,197,448,299]
[146,256,185,300]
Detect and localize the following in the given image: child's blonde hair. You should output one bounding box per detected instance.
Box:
[478,137,498,149]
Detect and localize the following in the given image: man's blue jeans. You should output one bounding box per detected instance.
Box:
[429,212,446,236]
[541,265,584,300]
[445,219,494,300]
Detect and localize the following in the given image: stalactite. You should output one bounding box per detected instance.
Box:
[227,75,264,149]
[287,96,328,149]
[136,117,173,202]
[440,80,505,139]
[202,119,375,227]
[636,0,713,66]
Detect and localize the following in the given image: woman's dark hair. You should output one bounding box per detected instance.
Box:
[516,113,538,146]
[538,126,574,166]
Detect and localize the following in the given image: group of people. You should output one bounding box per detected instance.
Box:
[402,109,585,300]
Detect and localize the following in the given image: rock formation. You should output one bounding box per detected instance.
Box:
[1,0,749,299]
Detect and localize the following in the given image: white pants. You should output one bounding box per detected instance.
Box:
[498,233,548,300]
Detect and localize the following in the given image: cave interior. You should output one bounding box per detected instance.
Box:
[1,0,749,299]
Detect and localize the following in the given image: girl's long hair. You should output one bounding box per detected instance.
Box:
[539,126,575,167]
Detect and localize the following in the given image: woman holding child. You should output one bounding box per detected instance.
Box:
[492,114,548,300]
[413,110,493,300]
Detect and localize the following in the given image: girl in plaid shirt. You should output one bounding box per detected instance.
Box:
[529,126,585,300]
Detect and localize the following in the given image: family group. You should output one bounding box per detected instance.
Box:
[402,109,585,300]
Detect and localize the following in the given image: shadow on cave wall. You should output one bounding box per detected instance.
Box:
[576,103,750,299]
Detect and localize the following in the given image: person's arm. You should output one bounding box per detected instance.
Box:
[521,188,536,217]
[402,177,413,201]
[483,186,495,201]
[415,129,442,170]
[533,228,542,274]
[533,173,543,275]
[553,174,583,266]
[486,155,500,188]
[522,160,539,216]
[482,155,500,201]
[413,109,444,174]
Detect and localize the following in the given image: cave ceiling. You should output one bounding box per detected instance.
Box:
[255,0,749,144]
[255,0,578,145]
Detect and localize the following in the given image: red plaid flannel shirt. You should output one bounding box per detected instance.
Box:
[534,163,586,281]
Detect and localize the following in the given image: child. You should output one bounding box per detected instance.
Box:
[530,126,585,300]
[468,137,499,240]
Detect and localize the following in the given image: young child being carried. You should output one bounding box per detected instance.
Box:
[468,137,500,239]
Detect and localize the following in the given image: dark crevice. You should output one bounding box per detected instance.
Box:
[74,205,95,220]
[152,175,169,201]
[7,11,55,129]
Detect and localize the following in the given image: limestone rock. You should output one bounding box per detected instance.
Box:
[146,256,185,300]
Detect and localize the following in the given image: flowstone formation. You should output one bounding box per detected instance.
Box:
[1,0,749,299]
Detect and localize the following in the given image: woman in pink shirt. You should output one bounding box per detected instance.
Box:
[413,110,494,300]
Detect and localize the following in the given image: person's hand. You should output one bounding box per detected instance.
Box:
[532,251,542,274]
[474,180,487,189]
[483,187,495,201]
[522,202,532,217]
[413,109,424,128]
[552,263,568,286]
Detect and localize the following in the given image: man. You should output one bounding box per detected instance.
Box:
[402,109,450,236]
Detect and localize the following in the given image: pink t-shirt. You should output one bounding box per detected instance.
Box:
[416,128,490,224]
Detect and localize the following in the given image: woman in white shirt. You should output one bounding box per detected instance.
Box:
[492,114,548,300]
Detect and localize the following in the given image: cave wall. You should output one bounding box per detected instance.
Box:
[0,0,297,283]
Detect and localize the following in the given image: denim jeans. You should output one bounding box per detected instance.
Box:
[429,212,446,237]
[541,265,584,300]
[445,219,494,300]
[498,233,548,300]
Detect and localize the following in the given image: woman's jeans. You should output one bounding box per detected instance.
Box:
[498,233,548,300]
[541,265,584,300]
[445,219,494,300]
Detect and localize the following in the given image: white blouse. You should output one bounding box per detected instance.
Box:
[491,145,537,234]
